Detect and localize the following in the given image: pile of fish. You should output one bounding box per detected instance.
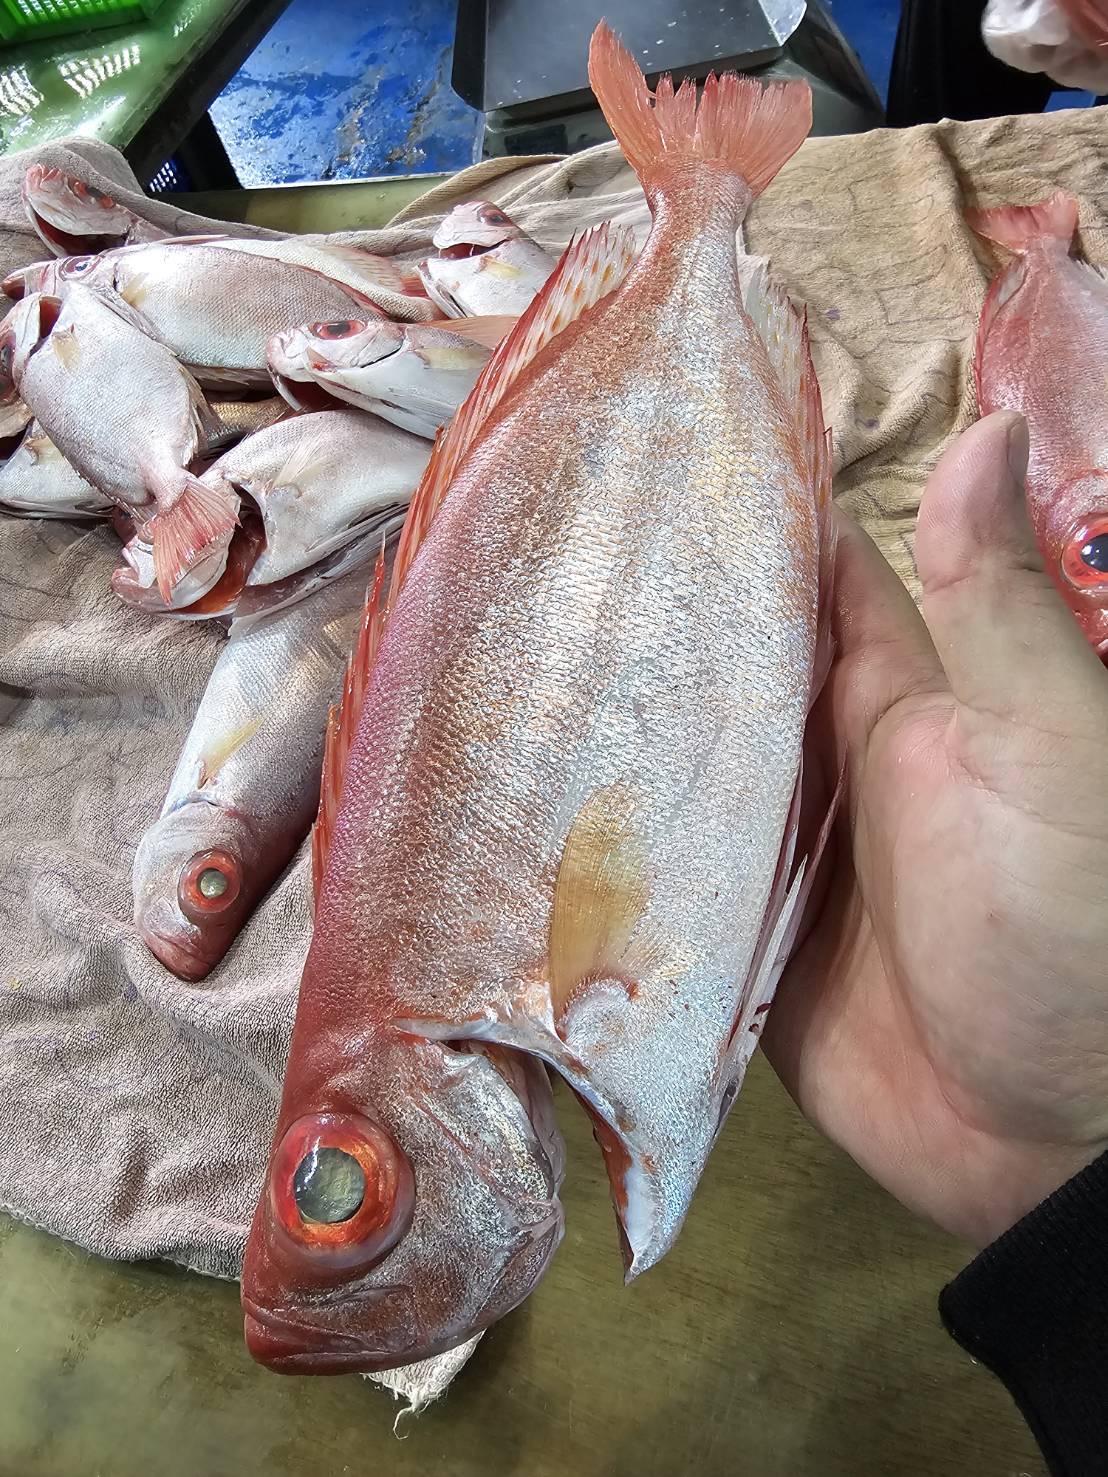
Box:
[1,161,560,979]
[14,20,1100,1399]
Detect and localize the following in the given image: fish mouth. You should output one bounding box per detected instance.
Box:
[271,371,341,414]
[242,1284,424,1374]
[138,922,217,982]
[437,240,496,261]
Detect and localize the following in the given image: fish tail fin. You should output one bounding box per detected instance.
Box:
[1064,0,1108,46]
[966,192,1078,253]
[587,20,811,200]
[743,264,835,698]
[149,474,238,602]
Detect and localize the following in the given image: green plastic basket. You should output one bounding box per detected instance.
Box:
[0,0,165,44]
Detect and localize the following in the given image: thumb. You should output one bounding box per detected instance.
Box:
[915,411,1107,726]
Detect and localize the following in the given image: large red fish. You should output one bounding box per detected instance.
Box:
[969,191,1108,659]
[242,23,832,1374]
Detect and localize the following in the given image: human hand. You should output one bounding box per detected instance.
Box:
[763,411,1108,1248]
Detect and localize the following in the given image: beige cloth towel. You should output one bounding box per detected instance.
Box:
[0,106,1104,1403]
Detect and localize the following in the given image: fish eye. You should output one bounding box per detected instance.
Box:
[269,1112,415,1269]
[60,255,93,278]
[1062,515,1108,590]
[309,319,364,340]
[479,206,510,225]
[0,340,13,382]
[177,848,241,923]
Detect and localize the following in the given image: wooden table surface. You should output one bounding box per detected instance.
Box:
[0,1055,1044,1477]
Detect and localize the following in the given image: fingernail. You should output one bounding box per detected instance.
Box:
[1004,413,1030,485]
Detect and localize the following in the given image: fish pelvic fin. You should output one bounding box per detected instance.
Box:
[312,541,390,905]
[744,264,835,702]
[149,474,238,602]
[966,191,1078,253]
[548,784,655,1024]
[587,21,811,200]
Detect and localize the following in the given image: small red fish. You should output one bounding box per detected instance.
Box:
[969,191,1108,659]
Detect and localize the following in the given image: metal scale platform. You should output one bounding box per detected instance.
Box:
[452,0,883,156]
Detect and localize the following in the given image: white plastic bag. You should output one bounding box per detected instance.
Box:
[983,0,1108,91]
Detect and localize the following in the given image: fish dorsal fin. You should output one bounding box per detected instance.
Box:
[548,784,651,1021]
[312,544,389,903]
[744,264,834,695]
[310,222,635,906]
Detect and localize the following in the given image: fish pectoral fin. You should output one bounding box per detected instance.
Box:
[548,784,653,1023]
[424,314,517,349]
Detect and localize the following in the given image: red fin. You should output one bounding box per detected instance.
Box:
[423,314,517,348]
[587,20,811,199]
[312,544,390,903]
[310,223,634,905]
[743,265,835,701]
[1062,0,1108,47]
[966,192,1078,253]
[149,476,238,602]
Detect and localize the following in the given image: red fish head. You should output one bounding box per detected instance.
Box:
[23,163,132,256]
[133,806,270,980]
[1058,506,1108,661]
[0,292,60,402]
[242,1033,564,1373]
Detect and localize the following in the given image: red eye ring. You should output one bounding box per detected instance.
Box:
[309,319,365,340]
[269,1112,414,1271]
[177,848,241,923]
[1061,513,1108,591]
[60,255,93,278]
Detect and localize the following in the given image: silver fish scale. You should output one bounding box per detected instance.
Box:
[315,214,819,1275]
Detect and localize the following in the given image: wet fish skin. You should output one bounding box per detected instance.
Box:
[418,201,557,318]
[133,564,379,981]
[0,419,110,518]
[267,317,510,438]
[1,286,236,602]
[969,191,1108,659]
[243,27,826,1374]
[199,407,427,587]
[23,164,171,256]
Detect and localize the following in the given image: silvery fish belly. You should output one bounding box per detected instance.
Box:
[0,420,110,517]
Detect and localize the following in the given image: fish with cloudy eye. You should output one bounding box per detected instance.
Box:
[132,559,388,981]
[267,315,513,438]
[241,26,831,1375]
[418,201,557,318]
[969,191,1108,660]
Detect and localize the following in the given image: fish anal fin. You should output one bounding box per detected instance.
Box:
[743,264,835,703]
[548,783,652,1024]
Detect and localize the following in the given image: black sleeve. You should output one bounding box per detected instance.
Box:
[939,1150,1108,1477]
[887,0,1054,127]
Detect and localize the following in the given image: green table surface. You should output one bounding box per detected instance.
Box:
[0,176,1047,1476]
[0,0,252,158]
